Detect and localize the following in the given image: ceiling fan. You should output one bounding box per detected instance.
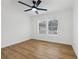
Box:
[18,0,47,14]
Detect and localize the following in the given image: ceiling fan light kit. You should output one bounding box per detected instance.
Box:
[32,8,37,11]
[18,0,47,14]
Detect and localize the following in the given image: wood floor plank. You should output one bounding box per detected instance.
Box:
[1,39,77,59]
[2,48,29,59]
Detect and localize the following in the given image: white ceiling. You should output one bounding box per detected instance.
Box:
[17,0,73,16]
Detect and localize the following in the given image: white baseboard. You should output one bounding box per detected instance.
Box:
[32,38,71,45]
[72,45,78,58]
[1,37,31,48]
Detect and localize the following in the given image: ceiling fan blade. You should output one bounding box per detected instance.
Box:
[32,0,36,5]
[36,0,41,7]
[35,11,39,14]
[24,9,32,12]
[18,1,32,7]
[36,8,47,11]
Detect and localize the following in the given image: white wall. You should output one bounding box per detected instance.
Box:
[72,0,78,56]
[31,8,73,45]
[1,0,32,48]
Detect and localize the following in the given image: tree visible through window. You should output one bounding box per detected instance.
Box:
[39,21,47,34]
[38,19,58,35]
[48,20,58,34]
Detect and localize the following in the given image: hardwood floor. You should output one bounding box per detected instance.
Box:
[1,39,77,59]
